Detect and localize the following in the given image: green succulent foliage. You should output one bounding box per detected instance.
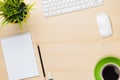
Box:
[0,0,34,29]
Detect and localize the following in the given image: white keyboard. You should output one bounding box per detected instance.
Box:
[41,0,103,17]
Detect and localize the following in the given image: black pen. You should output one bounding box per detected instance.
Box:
[37,44,46,80]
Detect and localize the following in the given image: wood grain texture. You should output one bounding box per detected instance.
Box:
[0,0,120,80]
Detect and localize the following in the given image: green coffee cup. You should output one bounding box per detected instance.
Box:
[94,57,120,80]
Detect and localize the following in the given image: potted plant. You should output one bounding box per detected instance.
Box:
[0,0,34,29]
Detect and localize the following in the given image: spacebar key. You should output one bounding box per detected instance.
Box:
[62,6,80,13]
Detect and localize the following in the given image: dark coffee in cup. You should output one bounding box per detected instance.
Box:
[102,64,120,80]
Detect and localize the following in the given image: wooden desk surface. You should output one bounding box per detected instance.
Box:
[0,0,120,80]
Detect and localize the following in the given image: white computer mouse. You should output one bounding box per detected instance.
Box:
[96,12,112,37]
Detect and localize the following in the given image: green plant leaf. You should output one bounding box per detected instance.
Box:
[27,2,36,11]
[0,0,35,29]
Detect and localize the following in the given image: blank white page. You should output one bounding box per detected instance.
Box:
[1,32,39,80]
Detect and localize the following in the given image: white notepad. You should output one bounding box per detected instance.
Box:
[1,32,39,80]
